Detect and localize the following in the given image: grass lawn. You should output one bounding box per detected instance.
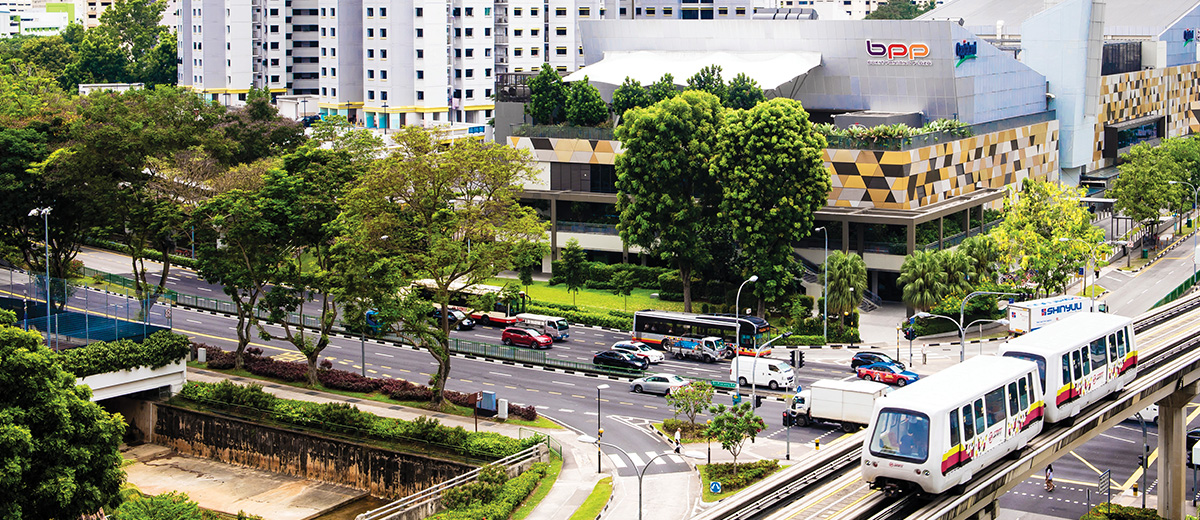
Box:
[187,361,562,429]
[511,453,565,520]
[489,276,685,314]
[699,462,782,502]
[1078,285,1107,298]
[1118,256,1151,271]
[567,477,613,520]
[653,421,710,444]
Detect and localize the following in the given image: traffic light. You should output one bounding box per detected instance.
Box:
[791,350,805,368]
[754,395,764,409]
[904,328,917,341]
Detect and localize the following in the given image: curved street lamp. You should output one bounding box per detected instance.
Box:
[735,275,758,316]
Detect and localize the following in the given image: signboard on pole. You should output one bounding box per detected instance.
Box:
[1099,469,1111,510]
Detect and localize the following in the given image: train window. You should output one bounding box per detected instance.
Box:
[1018,377,1029,409]
[1072,350,1083,380]
[1117,329,1127,357]
[1080,347,1091,376]
[949,409,961,447]
[962,405,975,440]
[973,399,986,434]
[1090,338,1107,371]
[1062,354,1072,384]
[984,388,1006,427]
[1108,333,1119,363]
[868,409,929,462]
[1005,352,1046,393]
[1007,382,1020,416]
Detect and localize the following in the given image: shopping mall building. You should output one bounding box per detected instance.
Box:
[501,0,1200,301]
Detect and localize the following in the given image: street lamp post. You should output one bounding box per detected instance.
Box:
[596,384,609,473]
[705,418,712,465]
[579,436,698,520]
[735,275,758,316]
[1135,412,1148,508]
[1169,180,1199,287]
[814,227,828,344]
[301,98,308,118]
[751,332,794,410]
[29,207,51,348]
[915,290,1016,362]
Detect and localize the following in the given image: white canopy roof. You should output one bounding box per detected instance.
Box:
[563,50,822,91]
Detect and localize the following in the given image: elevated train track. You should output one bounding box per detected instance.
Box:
[694,293,1200,520]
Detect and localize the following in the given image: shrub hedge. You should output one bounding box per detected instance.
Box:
[179,380,545,459]
[1079,503,1166,520]
[56,331,191,378]
[427,462,550,520]
[86,237,198,270]
[702,459,780,493]
[548,261,669,289]
[526,304,631,330]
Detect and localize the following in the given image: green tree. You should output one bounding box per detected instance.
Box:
[62,30,127,88]
[559,238,589,306]
[192,189,288,371]
[309,114,386,163]
[959,235,1002,283]
[93,0,176,86]
[898,249,946,311]
[864,0,935,19]
[725,73,765,110]
[0,325,127,519]
[336,126,545,407]
[665,380,714,428]
[566,77,608,126]
[647,73,679,103]
[937,249,975,294]
[714,98,830,315]
[526,63,567,125]
[993,179,1107,294]
[687,65,726,103]
[611,270,635,310]
[111,491,204,520]
[615,90,725,312]
[611,77,651,122]
[514,242,550,295]
[212,86,306,166]
[706,402,765,474]
[822,250,867,319]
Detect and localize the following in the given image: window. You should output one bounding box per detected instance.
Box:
[984,387,1006,427]
[322,67,327,76]
[380,70,387,79]
[465,69,473,77]
[486,87,492,96]
[379,28,385,37]
[485,27,491,36]
[485,48,491,56]
[320,7,325,16]
[455,28,461,37]
[466,89,473,98]
[417,70,424,79]
[416,28,423,37]
[367,69,374,79]
[321,47,327,56]
[579,46,584,55]
[485,7,490,15]
[620,7,627,15]
[466,48,474,57]
[380,7,386,16]
[514,29,523,36]
[271,24,279,32]
[330,8,335,16]
[531,28,539,36]
[270,8,278,15]
[555,7,566,16]
[415,7,422,16]
[514,48,522,56]
[556,27,566,35]
[321,87,327,96]
[486,109,493,117]
[465,28,473,36]
[555,47,566,55]
[972,399,986,434]
[368,90,374,100]
[417,91,424,100]
[380,91,387,100]
[579,6,589,16]
[1017,377,1030,410]
[455,69,462,78]
[556,65,567,72]
[331,48,336,56]
[868,409,929,462]
[531,8,538,15]
[514,7,522,15]
[270,75,279,82]
[1007,382,1020,416]
[664,7,673,15]
[455,49,462,57]
[453,89,461,98]
[270,58,279,65]
[367,49,374,58]
[366,7,373,16]
[718,7,728,14]
[961,405,974,440]
[646,7,655,14]
[270,42,279,49]
[381,49,387,58]
[331,68,336,76]
[949,409,961,448]
[735,7,746,14]
[453,7,460,16]
[367,28,373,37]
[416,49,423,58]
[465,7,473,15]
[485,68,492,77]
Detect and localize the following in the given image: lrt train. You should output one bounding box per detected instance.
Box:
[861,312,1136,495]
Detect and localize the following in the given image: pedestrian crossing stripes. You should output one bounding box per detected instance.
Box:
[607,451,686,469]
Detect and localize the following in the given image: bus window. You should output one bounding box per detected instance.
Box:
[1062,354,1072,384]
[984,388,1006,427]
[950,409,961,447]
[1007,382,1020,416]
[973,399,986,434]
[962,405,975,441]
[1018,377,1029,409]
[1072,350,1083,380]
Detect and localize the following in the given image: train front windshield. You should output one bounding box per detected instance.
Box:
[869,408,930,463]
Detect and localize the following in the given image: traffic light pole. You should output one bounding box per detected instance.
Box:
[908,337,914,367]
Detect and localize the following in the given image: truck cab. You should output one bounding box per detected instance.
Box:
[662,335,727,363]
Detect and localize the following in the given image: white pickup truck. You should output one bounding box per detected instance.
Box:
[783,379,892,432]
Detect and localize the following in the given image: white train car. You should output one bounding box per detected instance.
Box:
[861,356,1044,495]
[999,313,1136,423]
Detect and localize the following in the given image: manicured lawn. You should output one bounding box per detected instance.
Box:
[567,477,613,520]
[511,453,565,520]
[490,276,686,313]
[653,421,710,444]
[1078,284,1107,298]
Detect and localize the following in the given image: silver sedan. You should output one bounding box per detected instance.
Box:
[629,373,688,395]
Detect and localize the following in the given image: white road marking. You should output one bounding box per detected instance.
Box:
[625,452,646,467]
[558,409,574,413]
[552,381,575,386]
[376,352,393,357]
[186,319,203,324]
[1099,433,1135,444]
[489,371,512,377]
[610,456,627,469]
[198,287,213,292]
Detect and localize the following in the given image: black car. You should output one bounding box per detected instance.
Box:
[430,308,475,331]
[851,352,905,371]
[593,351,649,371]
[299,114,323,127]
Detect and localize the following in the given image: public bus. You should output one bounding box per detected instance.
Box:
[631,310,773,357]
[413,279,528,326]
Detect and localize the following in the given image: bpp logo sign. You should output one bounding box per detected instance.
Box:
[865,40,931,66]
[1040,302,1083,316]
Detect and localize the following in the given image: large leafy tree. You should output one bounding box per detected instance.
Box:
[714,98,830,315]
[647,73,679,103]
[1112,143,1181,247]
[337,126,545,407]
[822,250,867,319]
[211,86,305,166]
[566,77,607,127]
[864,0,935,19]
[725,73,766,110]
[992,179,1107,294]
[559,238,589,305]
[611,77,651,122]
[526,63,567,125]
[687,65,727,103]
[706,402,765,475]
[898,249,946,311]
[0,325,127,519]
[938,249,975,295]
[615,90,725,311]
[959,235,1002,283]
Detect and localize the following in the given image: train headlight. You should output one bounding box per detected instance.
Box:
[923,470,930,476]
[863,459,870,466]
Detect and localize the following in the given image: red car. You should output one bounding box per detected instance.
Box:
[855,363,920,386]
[501,327,553,349]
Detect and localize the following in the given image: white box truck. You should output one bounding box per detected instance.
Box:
[1007,295,1088,335]
[784,379,891,432]
[730,356,795,391]
[515,313,570,341]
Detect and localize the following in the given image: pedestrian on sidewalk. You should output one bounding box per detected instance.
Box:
[674,428,682,454]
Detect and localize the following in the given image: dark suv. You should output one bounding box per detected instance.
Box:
[430,308,475,331]
[851,352,905,371]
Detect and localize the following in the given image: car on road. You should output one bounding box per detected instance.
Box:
[629,373,687,395]
[299,114,322,127]
[501,327,553,349]
[611,341,665,364]
[593,351,649,371]
[855,362,920,386]
[1128,404,1158,424]
[851,352,905,371]
[430,308,475,331]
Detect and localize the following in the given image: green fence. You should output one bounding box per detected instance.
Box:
[79,266,179,303]
[1153,272,1200,309]
[519,427,563,458]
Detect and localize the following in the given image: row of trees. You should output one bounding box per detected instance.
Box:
[1112,137,1200,244]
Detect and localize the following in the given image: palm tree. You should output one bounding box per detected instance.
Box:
[899,249,947,311]
[959,235,1002,283]
[938,249,976,294]
[822,250,868,319]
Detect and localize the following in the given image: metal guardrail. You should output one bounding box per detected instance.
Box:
[357,444,544,520]
[452,338,646,379]
[1153,271,1199,309]
[519,427,562,457]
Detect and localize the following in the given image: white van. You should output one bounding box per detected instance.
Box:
[730,356,795,391]
[515,313,570,341]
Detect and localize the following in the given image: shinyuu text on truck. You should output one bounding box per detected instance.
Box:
[784,379,892,432]
[1006,295,1093,335]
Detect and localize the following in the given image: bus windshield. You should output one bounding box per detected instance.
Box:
[554,320,569,330]
[869,408,930,463]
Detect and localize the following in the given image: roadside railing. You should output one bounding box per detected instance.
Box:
[519,427,562,457]
[452,338,646,379]
[1154,272,1200,309]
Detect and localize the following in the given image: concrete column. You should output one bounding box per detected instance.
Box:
[841,220,850,253]
[550,199,559,261]
[1159,383,1199,520]
[962,210,970,239]
[938,217,944,250]
[907,223,916,256]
